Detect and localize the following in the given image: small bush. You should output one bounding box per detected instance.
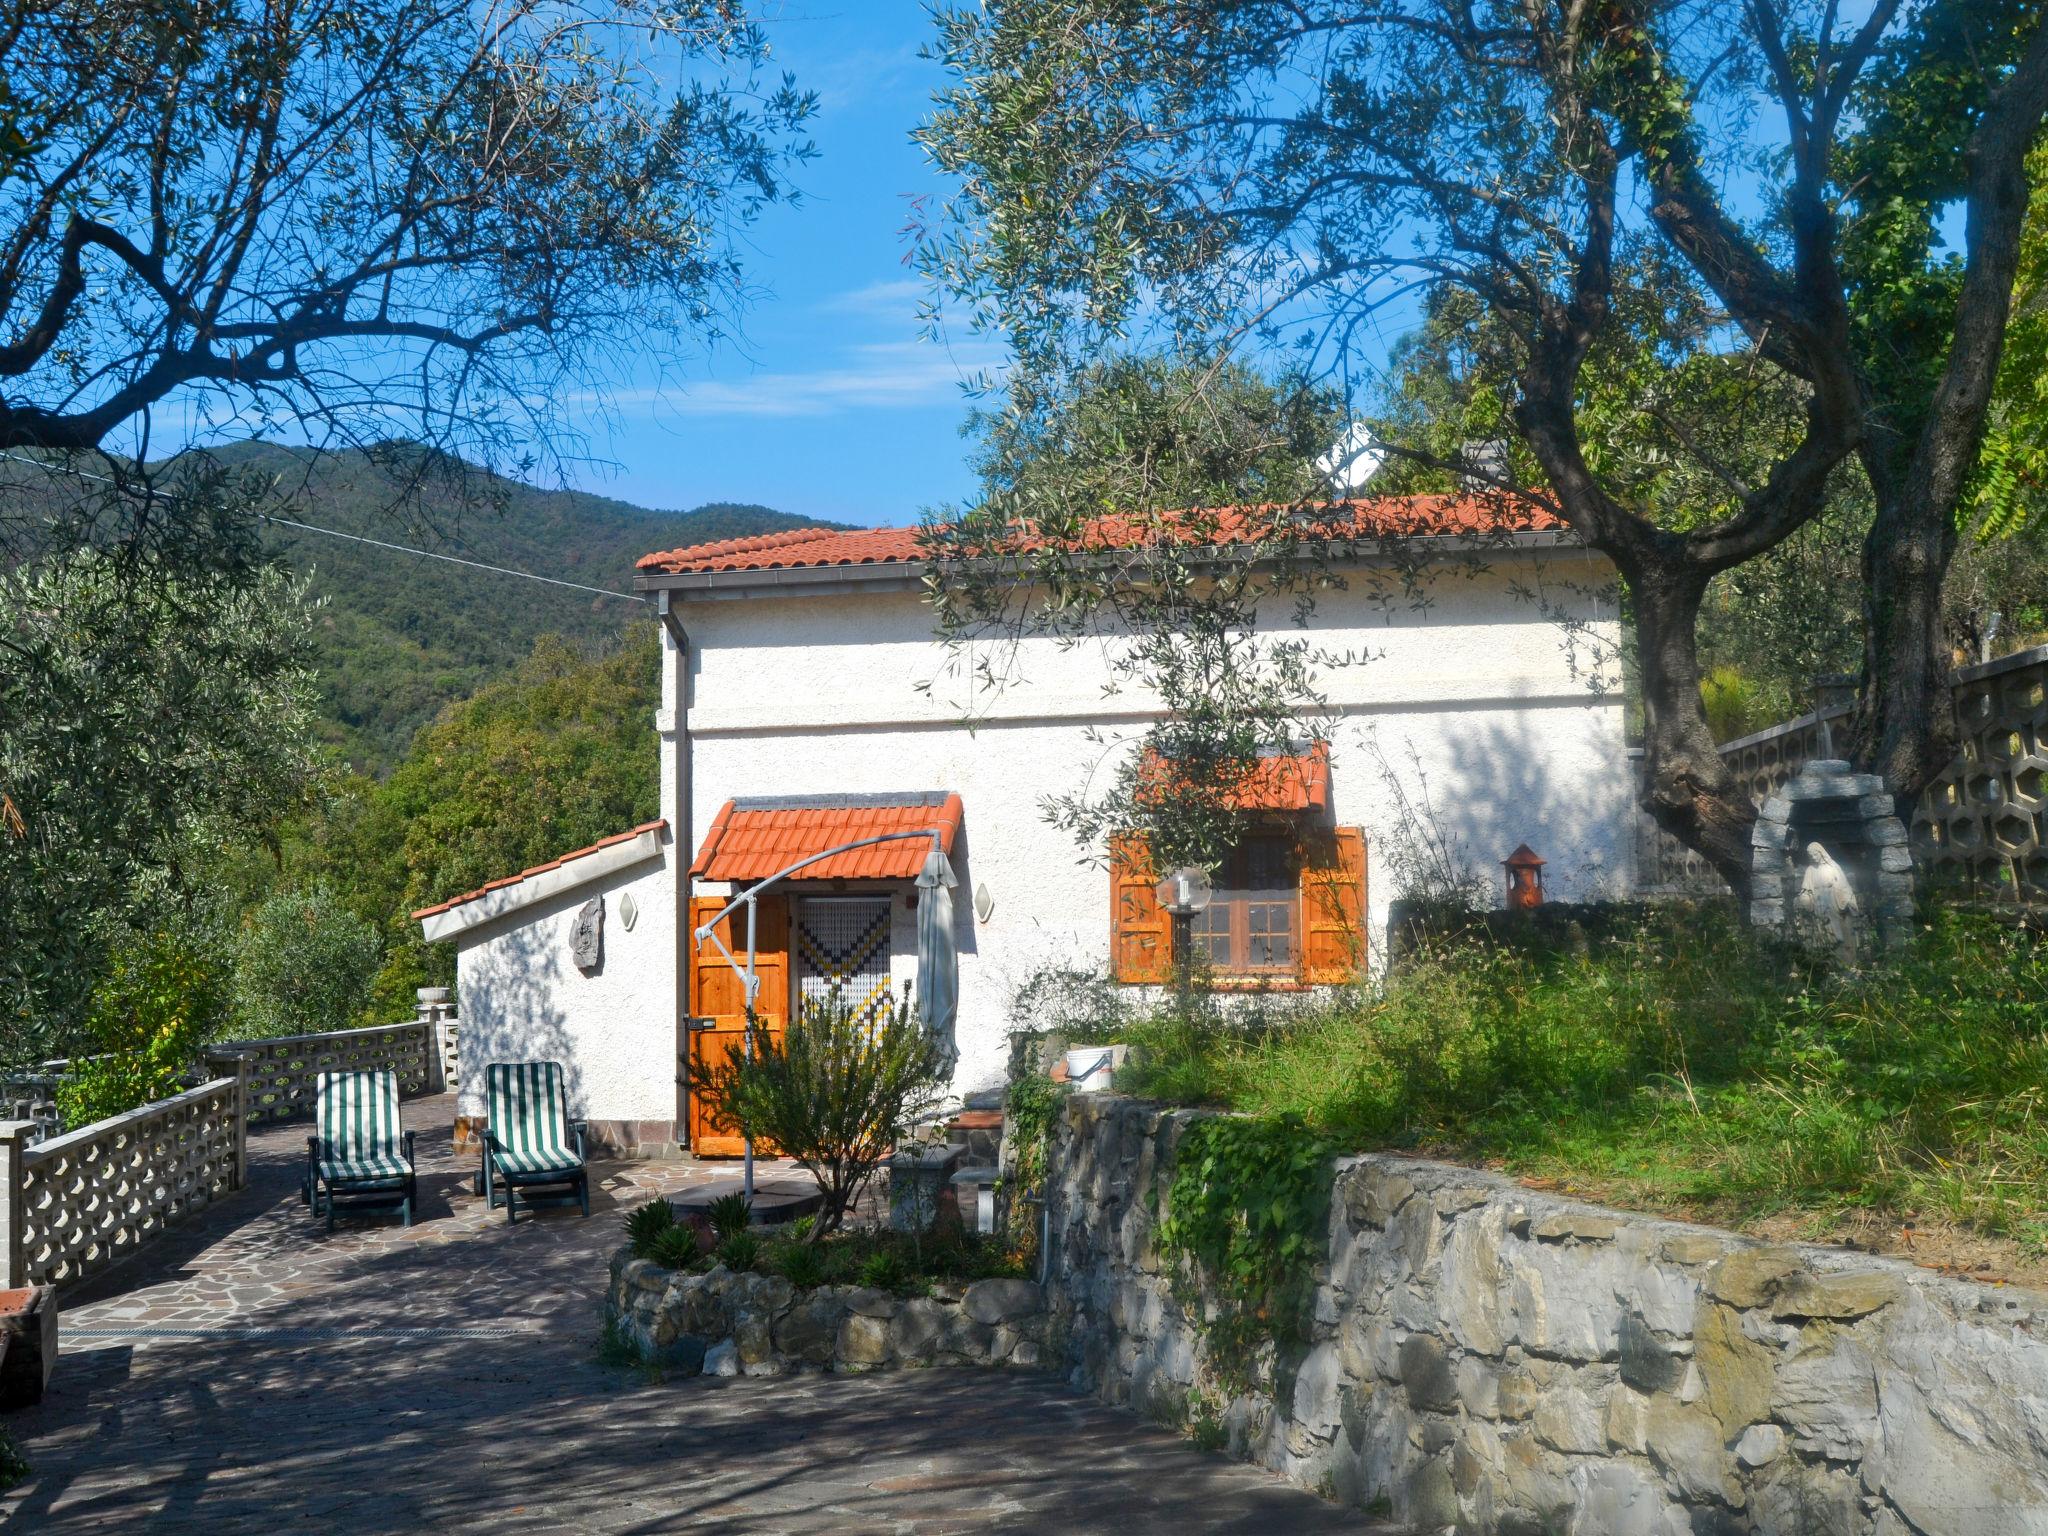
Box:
[705,1191,753,1238]
[717,1231,762,1271]
[57,925,231,1128]
[857,1249,906,1290]
[624,1198,677,1259]
[774,1240,827,1288]
[694,991,948,1238]
[649,1224,698,1271]
[0,1427,27,1492]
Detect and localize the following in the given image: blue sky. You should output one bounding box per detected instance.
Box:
[561,3,994,528]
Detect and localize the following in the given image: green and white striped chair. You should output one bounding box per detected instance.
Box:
[304,1069,417,1230]
[476,1061,589,1223]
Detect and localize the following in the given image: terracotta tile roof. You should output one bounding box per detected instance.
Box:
[636,495,1562,575]
[411,820,668,920]
[1138,742,1332,813]
[692,792,964,882]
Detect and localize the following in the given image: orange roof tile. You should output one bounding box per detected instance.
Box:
[636,495,1561,576]
[691,793,963,882]
[411,820,668,920]
[1137,742,1331,813]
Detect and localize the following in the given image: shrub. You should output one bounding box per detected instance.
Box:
[705,1191,753,1238]
[857,1248,906,1290]
[233,883,383,1038]
[774,1239,827,1288]
[694,991,948,1239]
[624,1198,677,1258]
[648,1224,698,1271]
[56,924,231,1128]
[717,1231,762,1272]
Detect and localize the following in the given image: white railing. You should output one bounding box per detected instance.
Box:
[2,1073,244,1289]
[211,1019,441,1126]
[0,1010,456,1290]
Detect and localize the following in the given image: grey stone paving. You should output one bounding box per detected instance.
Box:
[2,1095,1391,1534]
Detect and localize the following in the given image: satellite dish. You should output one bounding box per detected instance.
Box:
[1317,423,1385,493]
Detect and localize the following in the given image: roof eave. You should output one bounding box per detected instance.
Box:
[634,527,1590,602]
[417,825,667,943]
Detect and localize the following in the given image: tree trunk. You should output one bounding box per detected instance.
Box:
[1629,561,1758,897]
[1852,478,1960,805]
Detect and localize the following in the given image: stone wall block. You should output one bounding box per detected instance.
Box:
[1038,1094,2048,1536]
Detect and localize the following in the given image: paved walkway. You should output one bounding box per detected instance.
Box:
[2,1096,1390,1533]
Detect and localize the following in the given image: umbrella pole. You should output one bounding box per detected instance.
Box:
[743,893,758,1208]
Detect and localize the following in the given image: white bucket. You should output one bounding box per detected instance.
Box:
[1064,1045,1123,1092]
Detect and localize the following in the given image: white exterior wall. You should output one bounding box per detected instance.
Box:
[453,840,677,1137]
[669,551,1632,1103]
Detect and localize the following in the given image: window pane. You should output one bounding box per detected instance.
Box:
[1191,902,1235,967]
[1246,898,1293,969]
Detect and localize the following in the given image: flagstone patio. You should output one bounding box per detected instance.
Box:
[1,1093,1395,1533]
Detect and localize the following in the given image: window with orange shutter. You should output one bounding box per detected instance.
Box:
[1110,825,1367,985]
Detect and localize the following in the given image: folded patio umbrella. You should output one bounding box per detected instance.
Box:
[915,847,959,1062]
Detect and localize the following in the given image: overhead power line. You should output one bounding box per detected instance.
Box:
[0,449,646,606]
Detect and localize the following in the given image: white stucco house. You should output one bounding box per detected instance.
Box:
[416,499,1633,1155]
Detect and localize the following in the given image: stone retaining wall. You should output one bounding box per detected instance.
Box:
[605,1251,1051,1377]
[1044,1094,2048,1536]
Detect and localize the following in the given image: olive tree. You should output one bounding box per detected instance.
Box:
[919,0,2048,894]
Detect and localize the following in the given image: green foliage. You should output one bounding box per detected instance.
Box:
[0,3,816,470]
[705,1191,754,1239]
[231,442,831,772]
[0,1426,27,1492]
[0,533,322,1063]
[624,1198,678,1259]
[857,1248,907,1291]
[717,1231,762,1272]
[648,1224,700,1271]
[1157,1115,1335,1385]
[232,884,383,1039]
[594,1314,643,1369]
[1001,1069,1069,1258]
[924,354,1383,872]
[289,626,663,1014]
[55,925,233,1128]
[1116,907,2048,1242]
[775,1240,828,1288]
[693,992,948,1238]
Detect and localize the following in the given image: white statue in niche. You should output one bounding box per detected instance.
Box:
[1794,840,1862,964]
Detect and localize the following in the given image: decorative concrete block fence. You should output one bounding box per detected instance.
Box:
[212,1018,443,1126]
[1043,1094,2048,1536]
[606,1253,1050,1377]
[0,1014,448,1291]
[2,1074,243,1290]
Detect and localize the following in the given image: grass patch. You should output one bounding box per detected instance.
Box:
[1111,905,2048,1257]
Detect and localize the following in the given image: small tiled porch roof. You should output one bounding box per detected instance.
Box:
[691,792,964,882]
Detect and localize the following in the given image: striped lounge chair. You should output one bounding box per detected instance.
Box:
[304,1069,417,1230]
[476,1061,589,1223]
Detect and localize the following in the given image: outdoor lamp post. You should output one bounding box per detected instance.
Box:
[1155,865,1214,993]
[1503,844,1547,910]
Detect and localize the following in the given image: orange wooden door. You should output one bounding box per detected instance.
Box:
[687,892,790,1156]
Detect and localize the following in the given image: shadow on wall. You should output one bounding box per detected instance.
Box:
[1349,711,1630,912]
[461,916,584,1117]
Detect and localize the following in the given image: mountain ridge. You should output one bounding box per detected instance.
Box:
[228,441,845,772]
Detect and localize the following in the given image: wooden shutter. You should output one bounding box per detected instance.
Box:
[1110,834,1173,984]
[1301,826,1367,983]
[686,892,790,1156]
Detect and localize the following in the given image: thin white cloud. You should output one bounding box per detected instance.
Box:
[605,339,1007,419]
[818,278,928,317]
